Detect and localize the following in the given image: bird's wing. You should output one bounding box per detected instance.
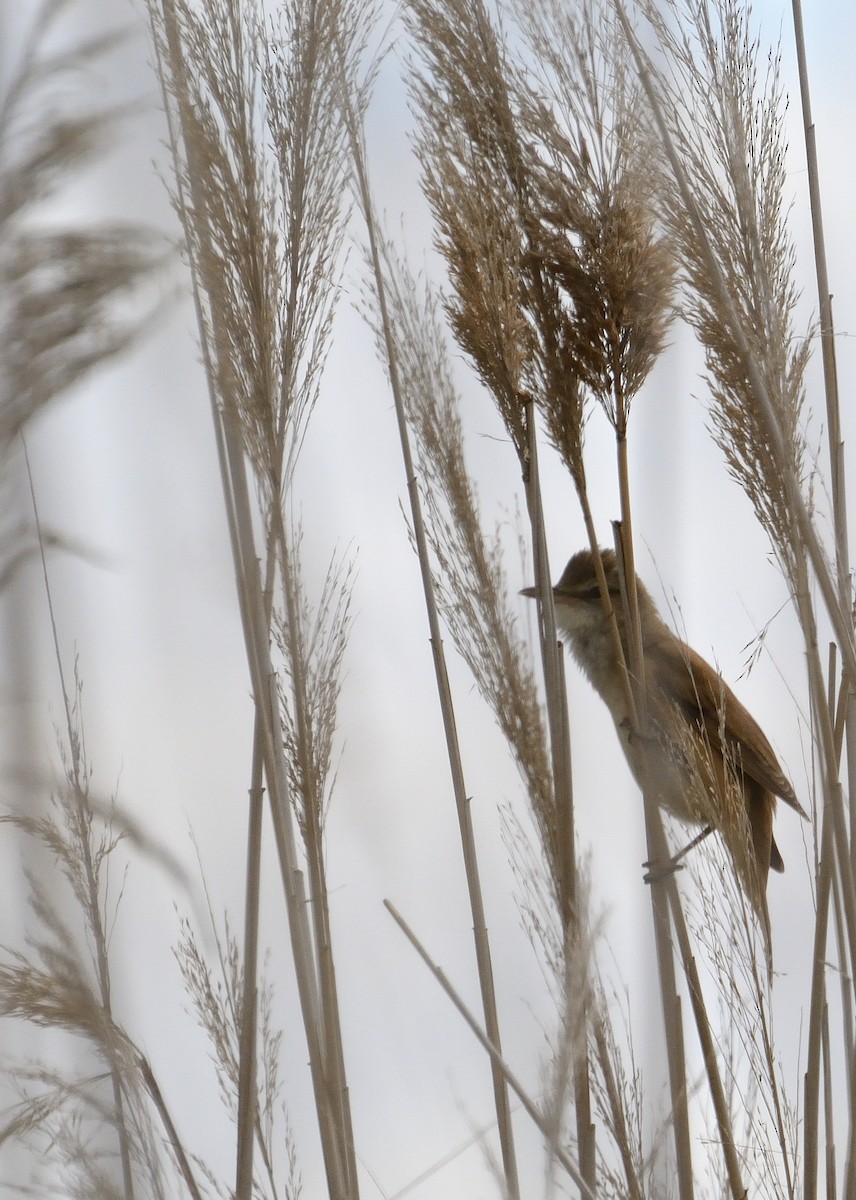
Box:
[644,631,806,817]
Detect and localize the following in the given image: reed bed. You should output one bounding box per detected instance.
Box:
[0,0,852,1197]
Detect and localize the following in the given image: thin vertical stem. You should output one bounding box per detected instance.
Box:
[341,68,520,1198]
[821,1002,837,1200]
[806,805,833,1200]
[611,523,697,1200]
[275,517,359,1197]
[149,9,353,1190]
[524,404,577,922]
[592,1018,644,1200]
[790,7,856,1029]
[666,882,752,1200]
[525,404,596,1195]
[25,441,136,1200]
[611,400,695,1198]
[236,529,278,1200]
[556,647,594,1172]
[789,0,846,579]
[235,736,264,1200]
[221,414,350,1198]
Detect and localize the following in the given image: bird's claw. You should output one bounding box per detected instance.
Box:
[642,824,714,884]
[642,857,685,885]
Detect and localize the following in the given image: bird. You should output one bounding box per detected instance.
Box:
[523,547,805,944]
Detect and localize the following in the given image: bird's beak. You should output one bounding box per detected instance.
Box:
[519,585,540,598]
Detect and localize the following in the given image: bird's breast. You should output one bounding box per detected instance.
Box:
[560,614,708,826]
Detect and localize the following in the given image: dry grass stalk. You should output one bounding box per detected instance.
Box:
[148,0,355,495]
[0,6,176,1185]
[0,0,168,593]
[515,0,674,444]
[273,531,357,1197]
[0,718,183,1199]
[371,245,556,885]
[367,232,657,1189]
[403,5,583,985]
[12,459,208,1198]
[401,13,578,855]
[403,7,692,1189]
[687,842,798,1200]
[589,1007,647,1200]
[405,0,835,1192]
[404,0,689,1191]
[378,280,663,1194]
[789,0,845,570]
[614,3,856,1192]
[607,532,760,1200]
[146,0,373,1194]
[616,0,856,724]
[519,8,693,1181]
[175,911,299,1200]
[405,0,569,868]
[0,0,168,446]
[406,0,534,466]
[349,70,522,1181]
[635,0,808,579]
[791,5,856,1188]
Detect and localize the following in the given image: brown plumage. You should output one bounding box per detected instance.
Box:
[527,548,805,945]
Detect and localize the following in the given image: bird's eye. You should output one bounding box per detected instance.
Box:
[579,586,601,602]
